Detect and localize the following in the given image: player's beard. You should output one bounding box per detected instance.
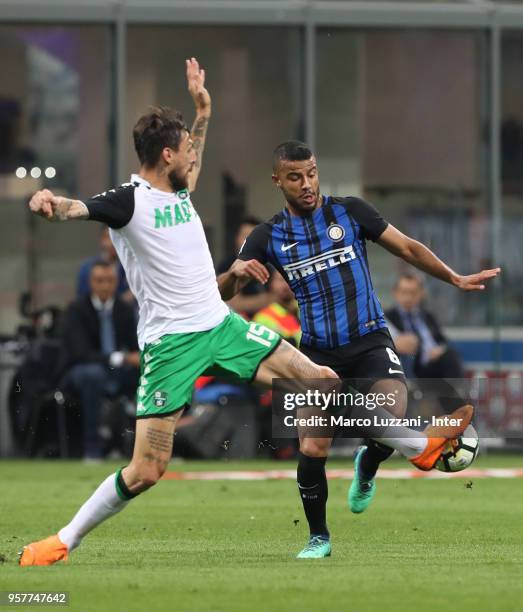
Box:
[168,167,188,192]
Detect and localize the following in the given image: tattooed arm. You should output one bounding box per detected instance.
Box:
[188,115,209,193]
[28,189,88,222]
[186,57,211,193]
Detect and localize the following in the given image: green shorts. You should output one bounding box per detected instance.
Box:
[136,311,281,418]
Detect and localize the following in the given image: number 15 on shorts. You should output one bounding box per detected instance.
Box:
[246,322,277,348]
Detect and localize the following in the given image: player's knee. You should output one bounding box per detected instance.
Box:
[318,365,338,379]
[300,438,329,458]
[140,473,161,490]
[128,461,166,492]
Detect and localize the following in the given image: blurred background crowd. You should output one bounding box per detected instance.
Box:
[1,0,523,461]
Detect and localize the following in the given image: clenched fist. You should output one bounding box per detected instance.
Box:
[29,189,62,221]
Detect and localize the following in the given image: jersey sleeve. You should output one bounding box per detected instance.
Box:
[237,223,270,264]
[345,197,388,242]
[84,184,136,229]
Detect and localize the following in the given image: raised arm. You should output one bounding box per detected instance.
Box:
[377,224,500,291]
[186,58,211,193]
[29,189,88,222]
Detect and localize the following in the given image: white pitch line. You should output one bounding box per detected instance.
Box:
[163,467,523,481]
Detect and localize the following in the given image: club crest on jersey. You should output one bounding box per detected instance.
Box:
[327,224,345,242]
[153,391,168,408]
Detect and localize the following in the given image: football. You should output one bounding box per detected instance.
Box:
[435,425,480,473]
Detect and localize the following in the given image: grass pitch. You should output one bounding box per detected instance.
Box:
[1,456,523,612]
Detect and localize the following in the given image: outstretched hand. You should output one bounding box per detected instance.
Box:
[28,189,60,221]
[186,57,211,117]
[453,267,501,291]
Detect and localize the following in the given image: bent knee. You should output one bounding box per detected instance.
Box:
[300,438,330,458]
[126,461,167,492]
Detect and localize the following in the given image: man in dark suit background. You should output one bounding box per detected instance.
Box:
[63,261,139,460]
[76,227,134,304]
[385,273,465,379]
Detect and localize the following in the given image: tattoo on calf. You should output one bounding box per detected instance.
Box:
[146,427,174,454]
[143,452,169,468]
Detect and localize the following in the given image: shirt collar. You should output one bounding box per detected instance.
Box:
[91,295,115,312]
[130,173,190,198]
[131,173,151,188]
[398,305,420,317]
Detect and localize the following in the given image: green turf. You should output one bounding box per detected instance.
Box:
[1,457,523,612]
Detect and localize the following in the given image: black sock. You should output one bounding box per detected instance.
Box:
[115,467,140,500]
[359,440,394,482]
[297,452,329,537]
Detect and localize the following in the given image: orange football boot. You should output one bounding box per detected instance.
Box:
[19,535,69,567]
[410,404,474,471]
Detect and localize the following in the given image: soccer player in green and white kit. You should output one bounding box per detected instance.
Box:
[19,58,339,566]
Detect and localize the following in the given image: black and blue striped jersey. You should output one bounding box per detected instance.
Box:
[238,196,388,349]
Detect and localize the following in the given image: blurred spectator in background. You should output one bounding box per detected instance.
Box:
[77,227,133,303]
[216,217,272,317]
[63,261,139,460]
[386,273,465,379]
[253,271,301,346]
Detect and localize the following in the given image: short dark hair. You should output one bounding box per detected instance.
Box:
[133,106,189,168]
[90,260,113,273]
[272,140,313,171]
[394,272,424,290]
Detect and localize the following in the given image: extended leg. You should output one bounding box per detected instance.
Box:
[19,411,182,566]
[359,378,407,481]
[349,379,407,513]
[255,341,337,558]
[297,437,332,539]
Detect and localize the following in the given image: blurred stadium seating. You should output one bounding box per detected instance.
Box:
[1,0,523,458]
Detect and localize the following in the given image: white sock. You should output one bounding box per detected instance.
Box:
[58,472,130,551]
[375,432,428,459]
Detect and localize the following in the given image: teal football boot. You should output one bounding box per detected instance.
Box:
[348,446,376,513]
[296,535,332,559]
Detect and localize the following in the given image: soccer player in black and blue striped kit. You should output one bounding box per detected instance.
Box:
[223,141,499,558]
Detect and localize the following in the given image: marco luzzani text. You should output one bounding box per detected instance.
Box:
[282,390,464,428]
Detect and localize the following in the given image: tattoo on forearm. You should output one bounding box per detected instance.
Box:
[146,427,174,454]
[192,116,208,138]
[191,116,209,169]
[53,198,88,222]
[52,199,72,222]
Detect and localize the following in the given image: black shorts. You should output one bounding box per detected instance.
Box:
[300,328,407,394]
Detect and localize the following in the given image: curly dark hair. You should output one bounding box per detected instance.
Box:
[133,106,189,168]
